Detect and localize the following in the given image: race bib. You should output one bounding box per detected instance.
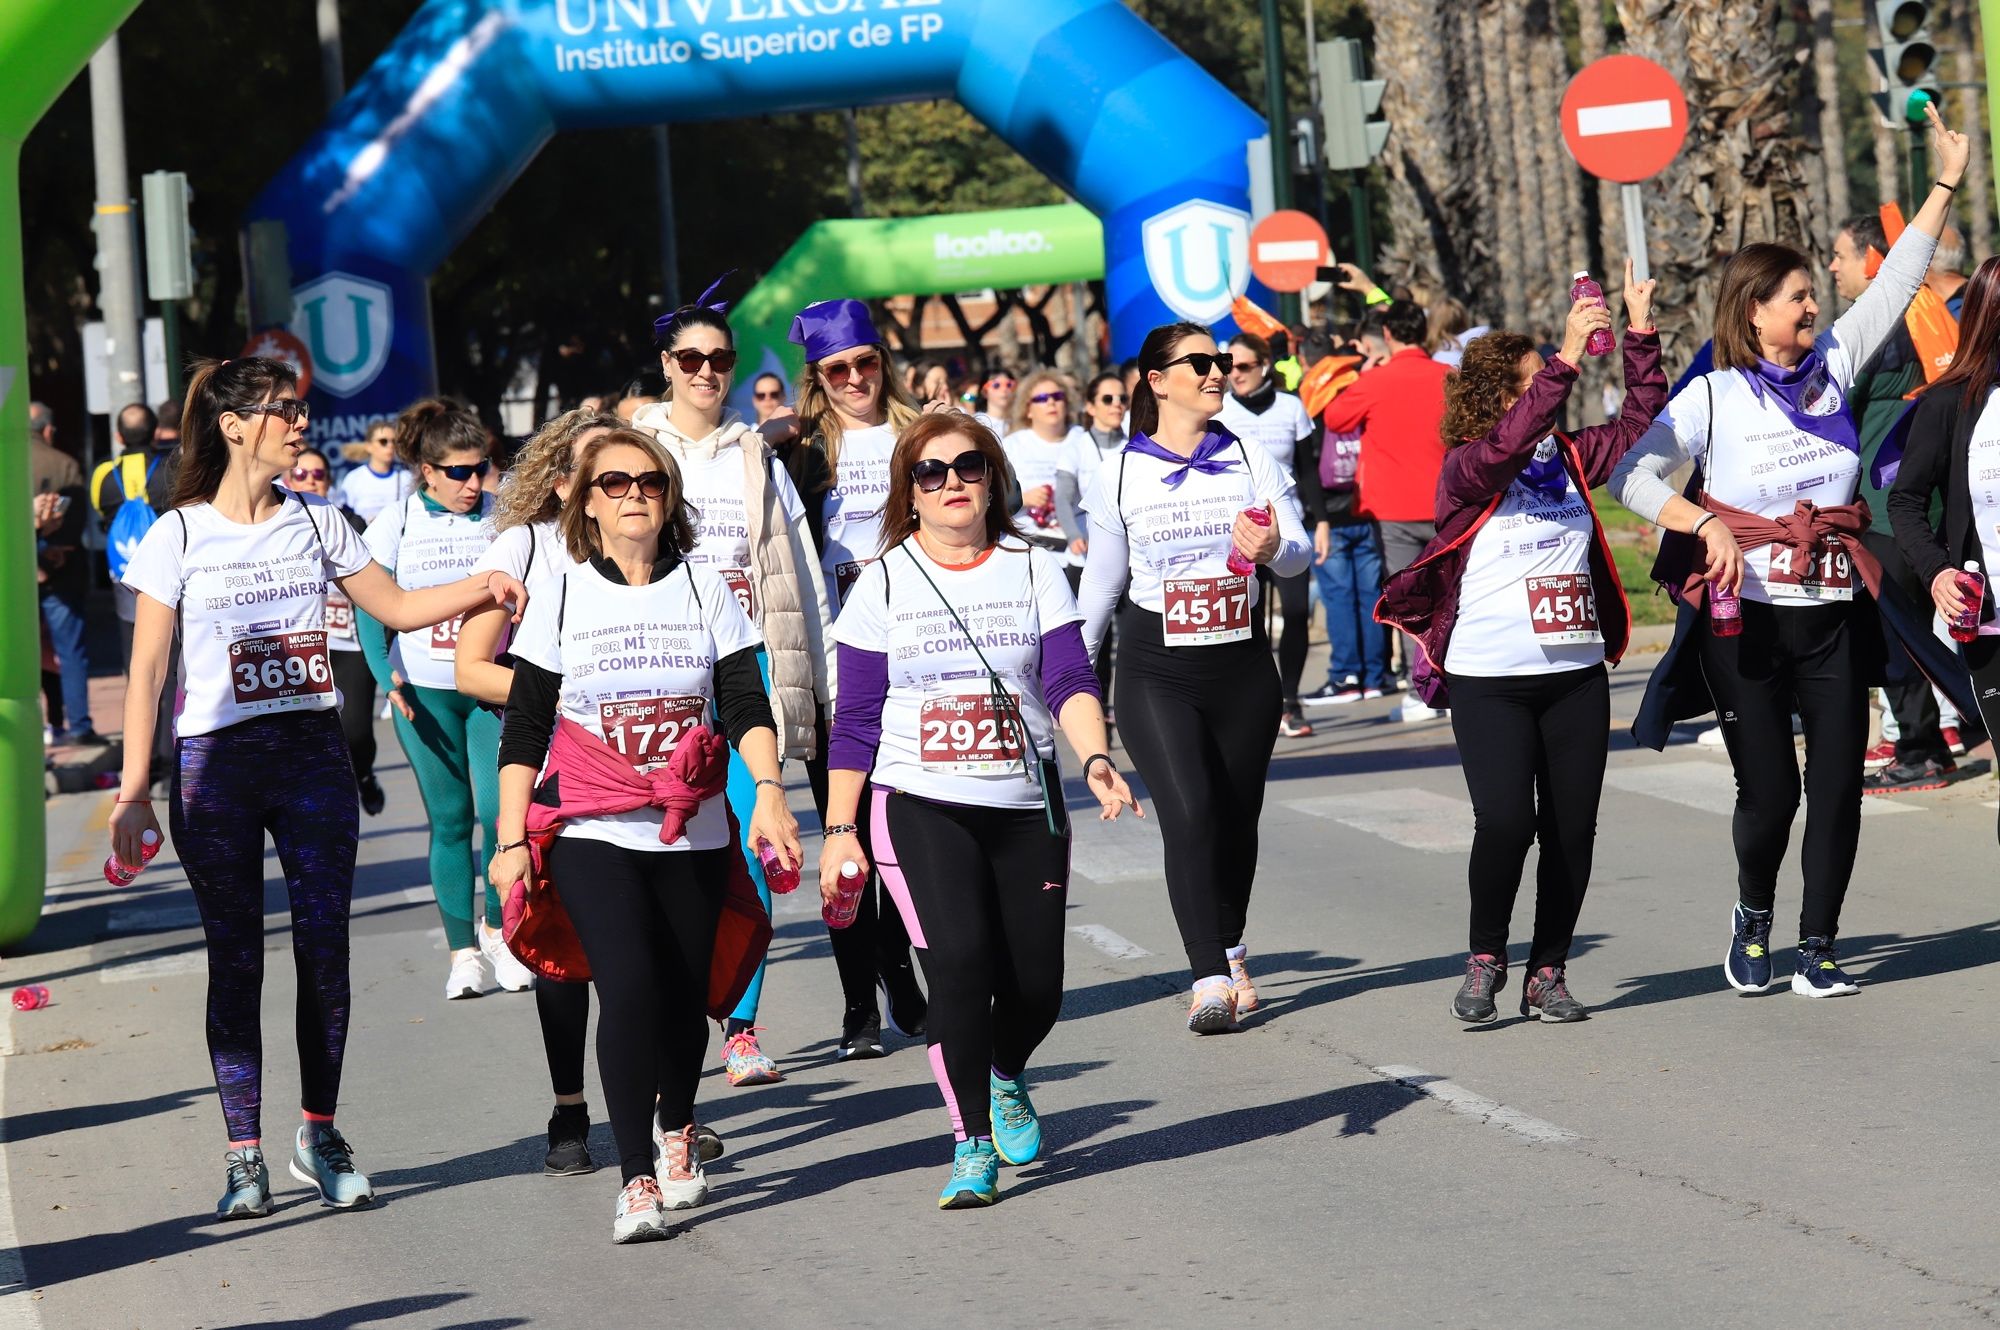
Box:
[229,631,334,713]
[836,559,871,605]
[326,594,355,642]
[1766,537,1855,601]
[1525,573,1602,644]
[598,695,708,770]
[429,615,464,659]
[720,568,756,621]
[918,694,1026,774]
[1162,575,1252,645]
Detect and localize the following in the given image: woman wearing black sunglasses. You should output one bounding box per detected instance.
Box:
[1076,323,1311,1035]
[824,412,1136,1210]
[355,398,529,1001]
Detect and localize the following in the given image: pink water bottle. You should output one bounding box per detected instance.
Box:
[11,985,50,1011]
[1569,272,1615,358]
[824,861,864,929]
[1226,506,1273,577]
[755,838,800,895]
[1709,580,1743,638]
[1950,561,1986,643]
[103,829,162,887]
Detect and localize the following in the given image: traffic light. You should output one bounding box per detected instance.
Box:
[1870,2,1940,127]
[1318,37,1388,172]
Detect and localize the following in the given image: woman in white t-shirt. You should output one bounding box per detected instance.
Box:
[355,400,526,1001]
[1075,322,1310,1035]
[1001,372,1089,566]
[109,357,525,1224]
[487,429,799,1244]
[825,413,1136,1210]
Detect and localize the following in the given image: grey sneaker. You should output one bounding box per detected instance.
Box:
[1452,953,1506,1023]
[1520,966,1589,1023]
[290,1125,375,1208]
[216,1147,273,1221]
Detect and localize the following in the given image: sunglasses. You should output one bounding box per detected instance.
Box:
[910,450,990,492]
[289,466,328,482]
[1030,391,1066,405]
[238,399,310,426]
[433,460,491,482]
[669,347,737,375]
[1162,352,1231,378]
[1230,360,1263,374]
[820,352,882,389]
[986,377,1016,391]
[753,389,784,401]
[591,469,670,500]
[1097,392,1128,405]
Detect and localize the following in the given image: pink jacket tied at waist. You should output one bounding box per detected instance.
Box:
[526,716,729,851]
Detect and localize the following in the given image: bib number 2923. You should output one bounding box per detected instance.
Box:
[229,631,334,713]
[918,695,1024,774]
[1162,575,1252,645]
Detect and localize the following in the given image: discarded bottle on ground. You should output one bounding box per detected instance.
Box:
[755,838,800,894]
[103,828,162,887]
[1570,271,1615,358]
[1951,560,1986,643]
[11,985,50,1011]
[1709,579,1743,638]
[824,861,864,929]
[1225,505,1273,577]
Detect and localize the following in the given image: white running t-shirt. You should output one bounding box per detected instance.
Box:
[820,423,898,610]
[1215,392,1314,475]
[338,464,415,525]
[677,445,808,627]
[364,492,497,690]
[1962,388,2000,634]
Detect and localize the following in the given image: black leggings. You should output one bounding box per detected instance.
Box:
[1700,598,1868,941]
[804,753,915,1014]
[1259,566,1311,708]
[545,838,728,1183]
[1446,665,1608,973]
[331,649,377,783]
[872,788,1069,1141]
[1956,636,2000,842]
[1114,603,1281,981]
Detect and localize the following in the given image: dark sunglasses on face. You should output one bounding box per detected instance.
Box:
[592,469,670,500]
[670,347,738,375]
[1097,392,1128,405]
[753,389,783,401]
[1030,390,1066,405]
[910,450,989,492]
[1163,352,1230,377]
[986,376,1016,391]
[289,467,328,482]
[238,399,311,426]
[435,460,491,482]
[820,352,882,389]
[1230,360,1263,373]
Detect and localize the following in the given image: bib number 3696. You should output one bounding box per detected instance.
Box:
[1525,573,1602,644]
[230,631,334,713]
[720,568,756,621]
[918,695,1024,774]
[1162,575,1252,645]
[599,696,707,770]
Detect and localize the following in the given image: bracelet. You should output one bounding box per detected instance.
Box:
[824,823,859,837]
[1691,513,1715,537]
[755,778,785,793]
[1937,179,1958,194]
[1082,753,1114,775]
[115,796,152,804]
[494,838,528,853]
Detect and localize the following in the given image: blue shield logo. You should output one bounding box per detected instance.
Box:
[290,272,393,398]
[1142,201,1251,325]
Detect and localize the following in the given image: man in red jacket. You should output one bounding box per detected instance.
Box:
[1321,300,1452,718]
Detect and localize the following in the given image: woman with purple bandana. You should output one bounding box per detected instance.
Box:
[1611,103,1970,1000]
[1074,324,1311,1035]
[822,412,1137,1209]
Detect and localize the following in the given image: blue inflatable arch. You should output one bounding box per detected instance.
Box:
[245,0,1267,441]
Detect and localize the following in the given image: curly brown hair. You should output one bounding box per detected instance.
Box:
[1438,332,1539,447]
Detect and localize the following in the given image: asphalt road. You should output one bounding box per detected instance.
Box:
[7,648,2000,1329]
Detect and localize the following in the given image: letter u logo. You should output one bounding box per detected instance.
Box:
[303,294,375,376]
[1162,222,1233,303]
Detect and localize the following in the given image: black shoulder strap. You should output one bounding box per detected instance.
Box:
[522,526,536,583]
[557,571,568,636]
[175,509,188,554]
[295,491,329,558]
[683,559,702,611]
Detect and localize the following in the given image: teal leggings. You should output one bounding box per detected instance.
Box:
[393,685,501,950]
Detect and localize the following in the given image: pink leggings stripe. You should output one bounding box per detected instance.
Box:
[869,787,927,949]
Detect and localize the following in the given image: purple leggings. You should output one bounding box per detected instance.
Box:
[171,708,358,1143]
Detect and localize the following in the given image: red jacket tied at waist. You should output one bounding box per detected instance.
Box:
[1682,496,1883,604]
[526,716,729,848]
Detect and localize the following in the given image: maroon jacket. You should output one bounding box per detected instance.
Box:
[1376,331,1665,705]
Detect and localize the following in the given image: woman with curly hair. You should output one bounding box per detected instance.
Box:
[1378,262,1663,1024]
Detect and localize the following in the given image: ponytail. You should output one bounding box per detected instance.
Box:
[1128,320,1210,438]
[171,356,300,509]
[394,397,487,471]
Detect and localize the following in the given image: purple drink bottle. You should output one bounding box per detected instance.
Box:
[1569,272,1615,358]
[1709,580,1743,638]
[1951,560,1986,644]
[103,829,162,887]
[755,838,800,894]
[824,861,864,929]
[1225,506,1273,577]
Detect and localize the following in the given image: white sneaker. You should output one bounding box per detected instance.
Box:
[479,921,535,993]
[651,1121,709,1210]
[1396,696,1445,723]
[444,949,491,1000]
[612,1176,669,1244]
[1696,725,1726,748]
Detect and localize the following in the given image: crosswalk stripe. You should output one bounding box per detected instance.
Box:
[1067,812,1164,883]
[1604,761,1916,816]
[1284,789,1475,853]
[1068,924,1152,960]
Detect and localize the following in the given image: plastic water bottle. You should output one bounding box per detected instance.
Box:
[755,838,800,895]
[1569,272,1615,358]
[11,985,50,1011]
[1709,580,1743,638]
[103,829,162,887]
[1225,506,1273,577]
[824,861,864,930]
[1951,561,1987,643]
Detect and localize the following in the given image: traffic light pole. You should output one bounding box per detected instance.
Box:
[1259,0,1299,324]
[1349,176,1374,276]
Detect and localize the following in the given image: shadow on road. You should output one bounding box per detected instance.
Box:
[0,1085,209,1146]
[1597,919,2000,1010]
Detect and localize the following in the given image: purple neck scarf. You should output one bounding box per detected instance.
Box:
[1124,429,1242,489]
[1517,436,1570,496]
[1740,352,1860,454]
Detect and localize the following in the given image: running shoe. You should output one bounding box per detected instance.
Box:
[937,1138,1000,1210]
[1186,976,1237,1034]
[289,1124,374,1208]
[1278,709,1315,738]
[879,960,929,1037]
[478,921,536,993]
[216,1147,273,1221]
[838,1005,886,1059]
[1696,725,1726,748]
[612,1176,669,1244]
[1862,740,1896,771]
[357,774,386,817]
[989,1072,1041,1166]
[1301,679,1361,708]
[720,1026,783,1086]
[545,1103,595,1177]
[1725,903,1774,993]
[1792,937,1860,997]
[1452,953,1506,1023]
[1396,696,1446,724]
[1362,687,1385,700]
[444,950,489,1000]
[1519,966,1588,1022]
[1944,725,1968,756]
[651,1122,708,1209]
[696,1123,725,1163]
[1862,756,1956,795]
[1227,950,1259,1013]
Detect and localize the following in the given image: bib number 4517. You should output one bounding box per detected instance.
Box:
[1162,574,1252,645]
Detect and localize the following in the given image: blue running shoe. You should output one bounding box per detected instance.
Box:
[216,1147,272,1221]
[989,1072,1041,1166]
[937,1138,1000,1210]
[1791,937,1860,997]
[290,1125,375,1209]
[1725,904,1774,993]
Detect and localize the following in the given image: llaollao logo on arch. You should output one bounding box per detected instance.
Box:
[1142,200,1250,325]
[290,273,393,398]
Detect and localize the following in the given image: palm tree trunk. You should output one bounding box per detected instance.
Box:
[1477,0,1529,329]
[1503,6,1556,334]
[1574,0,1625,281]
[1951,0,1993,261]
[1808,0,1850,227]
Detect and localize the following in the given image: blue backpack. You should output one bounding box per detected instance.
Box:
[106,455,162,582]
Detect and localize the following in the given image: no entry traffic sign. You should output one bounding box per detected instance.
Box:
[1560,55,1689,184]
[1249,210,1330,293]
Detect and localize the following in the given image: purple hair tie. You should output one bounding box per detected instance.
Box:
[652,270,737,338]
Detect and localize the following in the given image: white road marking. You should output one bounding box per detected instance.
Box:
[1375,1065,1580,1145]
[1068,925,1152,961]
[1067,813,1164,883]
[0,1006,47,1326]
[99,953,205,984]
[1285,789,1475,853]
[1606,761,1916,816]
[1576,99,1674,136]
[105,903,201,934]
